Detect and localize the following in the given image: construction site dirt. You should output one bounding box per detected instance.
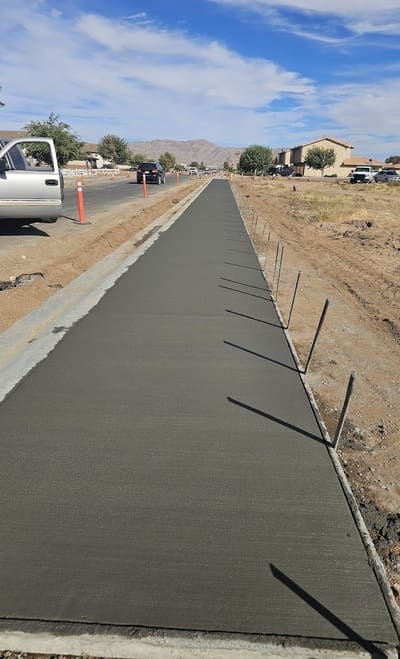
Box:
[232,176,400,607]
[0,173,399,611]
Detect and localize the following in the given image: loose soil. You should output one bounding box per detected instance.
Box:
[0,178,203,332]
[232,176,400,605]
[1,174,399,610]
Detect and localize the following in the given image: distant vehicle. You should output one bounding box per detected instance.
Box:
[280,166,295,177]
[136,162,165,184]
[349,166,376,184]
[374,168,400,183]
[86,152,112,170]
[0,137,63,222]
[188,167,198,175]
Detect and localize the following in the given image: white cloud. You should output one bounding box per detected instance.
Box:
[1,0,399,159]
[0,1,312,139]
[210,0,400,37]
[287,78,400,159]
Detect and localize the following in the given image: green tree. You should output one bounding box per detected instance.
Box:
[223,160,234,173]
[189,161,199,169]
[23,112,83,166]
[238,145,273,175]
[304,146,336,176]
[159,152,176,171]
[98,134,129,164]
[385,155,400,164]
[130,152,148,166]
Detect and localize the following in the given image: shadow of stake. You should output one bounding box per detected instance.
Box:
[270,564,388,658]
[227,397,327,445]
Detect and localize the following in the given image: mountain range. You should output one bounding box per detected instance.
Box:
[128,139,245,168]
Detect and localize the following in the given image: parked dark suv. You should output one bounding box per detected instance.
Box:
[136,162,165,184]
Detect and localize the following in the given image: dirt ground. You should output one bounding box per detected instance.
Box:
[0,173,399,609]
[0,177,204,331]
[232,176,400,604]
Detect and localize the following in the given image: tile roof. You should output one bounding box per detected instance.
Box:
[293,136,354,149]
[343,156,386,167]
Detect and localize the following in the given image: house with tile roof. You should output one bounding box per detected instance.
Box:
[341,156,386,178]
[278,136,356,177]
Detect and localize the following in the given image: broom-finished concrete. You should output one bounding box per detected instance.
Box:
[0,180,396,654]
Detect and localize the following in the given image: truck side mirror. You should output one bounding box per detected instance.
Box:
[0,157,7,173]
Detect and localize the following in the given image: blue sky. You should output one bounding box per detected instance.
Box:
[1,0,400,159]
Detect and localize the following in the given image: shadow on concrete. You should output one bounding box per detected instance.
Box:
[270,564,388,658]
[224,340,298,373]
[225,309,280,328]
[0,221,49,236]
[227,397,327,445]
[224,261,263,272]
[219,284,271,301]
[227,248,259,256]
[221,277,270,292]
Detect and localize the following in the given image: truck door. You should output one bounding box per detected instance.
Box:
[0,137,63,220]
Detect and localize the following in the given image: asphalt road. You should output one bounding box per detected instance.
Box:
[0,173,189,256]
[62,172,180,217]
[0,180,397,654]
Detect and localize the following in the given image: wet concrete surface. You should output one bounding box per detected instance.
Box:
[0,180,397,653]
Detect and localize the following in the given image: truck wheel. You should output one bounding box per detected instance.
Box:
[40,217,58,223]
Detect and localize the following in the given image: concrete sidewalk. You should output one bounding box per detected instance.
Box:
[0,180,397,655]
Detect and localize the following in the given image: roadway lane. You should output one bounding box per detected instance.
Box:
[62,172,179,217]
[0,173,189,258]
[0,180,397,653]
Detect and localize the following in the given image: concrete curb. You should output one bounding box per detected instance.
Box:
[0,628,394,658]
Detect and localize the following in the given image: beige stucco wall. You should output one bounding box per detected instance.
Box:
[278,150,291,166]
[292,138,353,177]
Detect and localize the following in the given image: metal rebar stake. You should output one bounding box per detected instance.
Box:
[271,241,280,292]
[275,245,285,300]
[261,220,267,240]
[264,232,271,263]
[286,271,301,329]
[304,298,330,373]
[251,210,256,232]
[332,372,356,449]
[253,215,259,237]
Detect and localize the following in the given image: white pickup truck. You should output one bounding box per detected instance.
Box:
[349,166,376,184]
[0,137,63,222]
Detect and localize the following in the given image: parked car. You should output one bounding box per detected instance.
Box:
[374,168,400,183]
[280,166,294,177]
[136,162,165,184]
